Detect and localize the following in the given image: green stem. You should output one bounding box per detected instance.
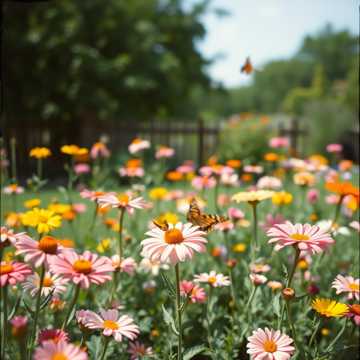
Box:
[99,336,110,360]
[285,301,300,350]
[175,263,183,360]
[1,285,8,359]
[308,318,321,348]
[245,286,257,313]
[287,247,301,288]
[250,202,258,261]
[206,287,214,354]
[88,203,99,235]
[325,319,347,352]
[37,158,43,181]
[118,208,125,260]
[61,284,81,330]
[27,264,46,359]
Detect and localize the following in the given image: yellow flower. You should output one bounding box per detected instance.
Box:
[97,238,111,253]
[3,251,14,262]
[233,243,247,253]
[321,328,330,336]
[60,145,88,156]
[272,191,293,206]
[232,190,275,205]
[156,212,179,225]
[5,212,22,228]
[264,152,279,162]
[293,171,315,187]
[149,187,168,201]
[21,208,62,234]
[24,198,41,209]
[311,298,348,318]
[48,203,72,215]
[29,147,51,159]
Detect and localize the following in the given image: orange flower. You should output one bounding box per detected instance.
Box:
[264,153,279,162]
[166,171,183,182]
[339,160,353,172]
[62,210,76,221]
[126,159,143,168]
[325,181,359,198]
[241,173,253,182]
[226,159,241,168]
[207,155,218,166]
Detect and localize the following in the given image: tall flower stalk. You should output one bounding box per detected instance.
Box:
[175,263,183,360]
[27,264,45,359]
[62,284,81,330]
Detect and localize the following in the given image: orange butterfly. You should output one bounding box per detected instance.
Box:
[240,57,253,74]
[186,198,227,232]
[152,218,169,231]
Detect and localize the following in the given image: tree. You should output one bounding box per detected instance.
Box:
[3,0,212,124]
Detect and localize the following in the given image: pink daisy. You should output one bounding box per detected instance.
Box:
[0,261,32,287]
[332,275,359,301]
[90,142,110,159]
[250,273,268,286]
[191,176,216,190]
[141,222,207,265]
[34,340,87,360]
[98,192,147,214]
[83,309,139,342]
[22,271,68,297]
[247,327,295,360]
[194,271,230,288]
[38,328,69,344]
[112,256,137,275]
[128,341,154,359]
[128,138,150,154]
[155,145,175,159]
[267,221,334,254]
[49,250,113,289]
[347,305,360,326]
[80,189,106,202]
[180,280,206,303]
[1,226,25,247]
[15,234,69,268]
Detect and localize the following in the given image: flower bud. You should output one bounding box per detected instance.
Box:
[282,287,295,301]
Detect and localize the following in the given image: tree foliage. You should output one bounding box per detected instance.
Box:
[4,0,212,123]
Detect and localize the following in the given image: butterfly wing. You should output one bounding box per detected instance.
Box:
[241,57,253,74]
[152,219,169,231]
[187,198,227,232]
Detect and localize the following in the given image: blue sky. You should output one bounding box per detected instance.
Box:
[195,0,359,87]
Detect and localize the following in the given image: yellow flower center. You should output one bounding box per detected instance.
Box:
[0,263,13,275]
[290,233,310,241]
[103,320,119,330]
[43,277,54,287]
[132,138,142,144]
[73,259,92,274]
[164,229,184,244]
[208,276,217,284]
[52,353,68,360]
[38,236,58,254]
[117,194,129,205]
[349,283,360,291]
[263,340,277,353]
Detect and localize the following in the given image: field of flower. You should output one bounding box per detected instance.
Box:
[1,138,359,360]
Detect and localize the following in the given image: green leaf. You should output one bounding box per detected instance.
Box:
[160,271,176,297]
[183,345,208,360]
[162,305,179,336]
[8,293,23,320]
[273,293,281,317]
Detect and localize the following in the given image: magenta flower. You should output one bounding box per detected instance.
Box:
[247,327,295,360]
[34,340,87,360]
[83,309,139,342]
[191,176,216,190]
[267,221,334,254]
[326,143,343,153]
[155,145,175,159]
[38,328,69,344]
[74,163,90,175]
[49,250,113,288]
[180,280,206,303]
[90,142,110,159]
[0,261,32,287]
[269,137,289,149]
[112,256,137,275]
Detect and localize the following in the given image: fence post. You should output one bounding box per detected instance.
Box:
[197,118,204,167]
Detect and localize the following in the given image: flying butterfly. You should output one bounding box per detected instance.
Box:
[240,57,253,75]
[186,198,227,233]
[152,218,169,231]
